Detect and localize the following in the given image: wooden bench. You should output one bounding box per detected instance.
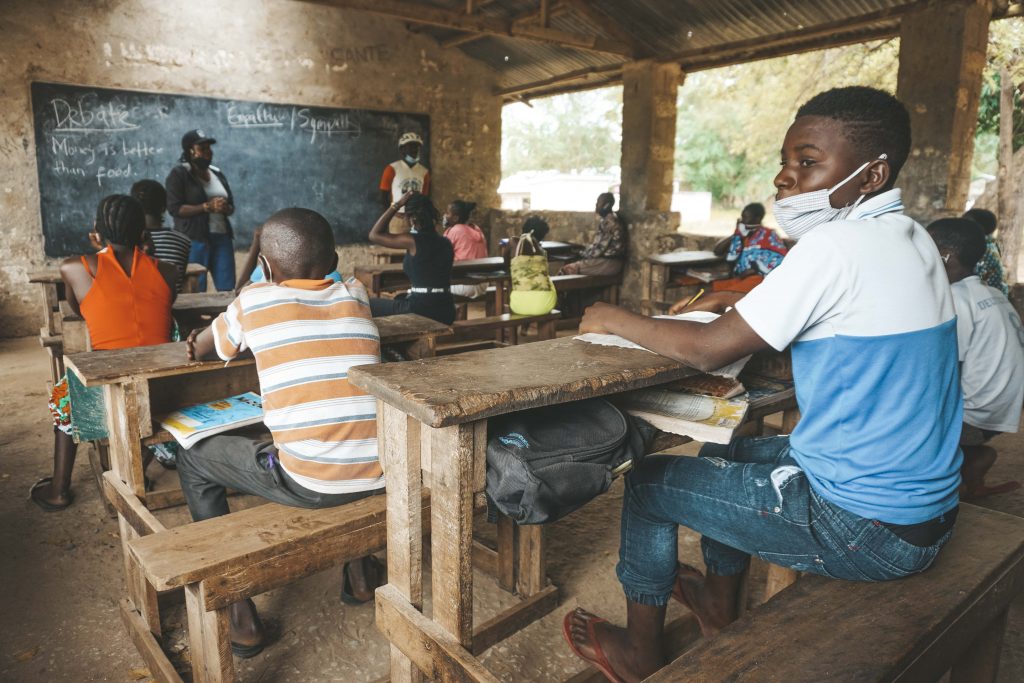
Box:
[644,503,1024,682]
[449,310,561,345]
[639,250,725,316]
[126,487,428,683]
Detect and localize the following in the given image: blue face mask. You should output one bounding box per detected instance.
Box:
[404,155,419,166]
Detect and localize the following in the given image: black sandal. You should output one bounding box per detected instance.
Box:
[29,477,74,512]
[230,599,266,658]
[340,556,385,605]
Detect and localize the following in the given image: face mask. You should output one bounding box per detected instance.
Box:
[773,154,887,240]
[736,222,751,237]
[192,156,212,171]
[442,216,451,229]
[597,206,612,217]
[404,155,419,166]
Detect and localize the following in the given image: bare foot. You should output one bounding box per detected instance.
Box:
[29,478,73,510]
[567,609,663,683]
[672,565,740,636]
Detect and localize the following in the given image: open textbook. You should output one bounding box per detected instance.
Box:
[575,311,750,378]
[159,392,264,448]
[619,388,748,444]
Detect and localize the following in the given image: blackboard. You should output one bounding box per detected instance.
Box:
[31,82,430,257]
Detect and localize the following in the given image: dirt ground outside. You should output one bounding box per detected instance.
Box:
[1,334,1023,682]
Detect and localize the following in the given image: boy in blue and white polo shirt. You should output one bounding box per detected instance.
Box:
[563,87,963,682]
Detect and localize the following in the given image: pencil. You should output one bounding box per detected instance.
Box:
[683,288,705,308]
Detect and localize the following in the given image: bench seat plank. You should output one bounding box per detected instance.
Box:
[647,503,1024,682]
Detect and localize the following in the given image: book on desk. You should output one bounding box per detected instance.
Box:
[159,391,264,448]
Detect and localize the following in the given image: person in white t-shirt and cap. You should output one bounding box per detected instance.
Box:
[928,217,1024,500]
[379,131,430,234]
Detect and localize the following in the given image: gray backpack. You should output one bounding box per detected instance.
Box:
[485,398,656,525]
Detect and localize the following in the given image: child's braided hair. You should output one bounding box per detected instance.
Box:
[95,194,146,246]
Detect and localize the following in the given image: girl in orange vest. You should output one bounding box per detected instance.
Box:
[31,195,178,511]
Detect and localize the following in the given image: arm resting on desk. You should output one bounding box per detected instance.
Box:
[580,303,770,373]
[186,326,219,361]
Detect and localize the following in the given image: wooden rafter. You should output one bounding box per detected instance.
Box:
[307,0,633,57]
[561,0,646,58]
[441,2,572,49]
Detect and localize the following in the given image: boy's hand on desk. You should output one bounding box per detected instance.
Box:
[580,302,623,335]
[668,291,743,315]
[186,326,217,361]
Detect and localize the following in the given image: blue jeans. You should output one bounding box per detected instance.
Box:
[188,232,236,291]
[616,436,955,606]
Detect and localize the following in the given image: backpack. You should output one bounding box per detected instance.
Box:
[509,232,557,316]
[485,398,656,525]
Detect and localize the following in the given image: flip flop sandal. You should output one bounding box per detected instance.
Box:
[340,556,386,605]
[562,608,625,683]
[29,477,74,512]
[230,599,266,658]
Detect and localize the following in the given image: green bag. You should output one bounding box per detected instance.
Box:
[510,233,557,316]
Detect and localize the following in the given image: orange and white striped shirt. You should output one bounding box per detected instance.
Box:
[211,277,383,494]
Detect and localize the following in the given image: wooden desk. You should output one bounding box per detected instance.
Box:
[640,250,726,315]
[370,246,407,265]
[355,257,510,316]
[65,313,453,639]
[349,338,705,681]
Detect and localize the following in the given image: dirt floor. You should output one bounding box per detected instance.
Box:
[2,333,1024,682]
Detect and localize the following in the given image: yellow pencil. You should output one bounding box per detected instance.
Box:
[683,288,705,309]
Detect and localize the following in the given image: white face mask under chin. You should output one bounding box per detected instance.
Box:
[773,154,887,240]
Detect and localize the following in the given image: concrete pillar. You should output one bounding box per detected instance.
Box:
[620,60,681,214]
[896,0,991,221]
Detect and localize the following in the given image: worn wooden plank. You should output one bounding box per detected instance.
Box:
[119,515,162,636]
[949,609,1008,683]
[470,585,559,656]
[103,471,165,535]
[515,525,545,597]
[185,584,233,683]
[130,494,391,590]
[429,423,477,649]
[104,381,149,497]
[119,599,185,683]
[381,404,424,683]
[472,420,487,493]
[350,336,697,428]
[376,586,501,683]
[67,315,449,388]
[645,504,1024,682]
[496,516,515,592]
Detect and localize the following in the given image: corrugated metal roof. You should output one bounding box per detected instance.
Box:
[339,0,1014,99]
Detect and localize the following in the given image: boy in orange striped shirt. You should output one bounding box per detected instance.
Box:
[184,208,383,657]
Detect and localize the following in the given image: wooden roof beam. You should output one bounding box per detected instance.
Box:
[441,2,573,50]
[308,0,633,57]
[561,0,648,58]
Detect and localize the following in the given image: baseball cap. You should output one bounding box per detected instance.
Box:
[398,132,423,147]
[181,129,217,151]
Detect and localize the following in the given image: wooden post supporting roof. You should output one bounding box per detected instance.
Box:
[896,0,994,221]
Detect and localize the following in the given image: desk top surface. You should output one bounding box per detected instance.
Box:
[172,291,235,312]
[67,314,452,386]
[28,270,63,284]
[355,256,505,276]
[349,336,697,428]
[648,250,723,265]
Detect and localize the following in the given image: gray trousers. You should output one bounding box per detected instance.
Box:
[177,429,379,522]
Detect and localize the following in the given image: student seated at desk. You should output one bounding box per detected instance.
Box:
[237,225,343,288]
[566,87,962,682]
[962,208,1010,295]
[928,218,1023,500]
[444,199,489,299]
[560,192,625,276]
[131,179,191,292]
[31,195,178,511]
[709,202,788,294]
[367,190,456,325]
[184,208,385,657]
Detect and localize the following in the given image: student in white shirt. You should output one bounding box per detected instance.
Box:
[563,87,962,682]
[928,217,1023,500]
[379,131,430,234]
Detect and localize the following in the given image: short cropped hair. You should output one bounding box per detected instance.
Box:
[450,199,477,224]
[96,194,146,246]
[796,86,912,186]
[522,215,550,240]
[597,192,615,207]
[130,179,167,219]
[927,217,986,271]
[963,208,997,236]
[262,208,336,277]
[743,202,766,222]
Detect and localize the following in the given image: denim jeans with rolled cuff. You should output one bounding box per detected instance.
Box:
[616,436,956,607]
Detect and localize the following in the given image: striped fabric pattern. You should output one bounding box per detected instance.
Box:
[211,277,383,494]
[149,229,191,291]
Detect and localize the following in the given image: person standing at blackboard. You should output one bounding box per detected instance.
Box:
[166,129,236,291]
[368,191,455,325]
[379,132,430,234]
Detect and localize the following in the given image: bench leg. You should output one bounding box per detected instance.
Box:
[87,442,117,518]
[515,525,546,597]
[497,516,516,592]
[537,319,555,341]
[119,517,162,636]
[185,584,233,683]
[764,564,799,601]
[950,609,1009,683]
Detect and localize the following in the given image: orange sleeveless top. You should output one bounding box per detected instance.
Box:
[79,248,173,350]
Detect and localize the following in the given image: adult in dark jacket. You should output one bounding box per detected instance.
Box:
[165,129,236,291]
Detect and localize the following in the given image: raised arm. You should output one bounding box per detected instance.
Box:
[580,302,770,373]
[368,190,416,251]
